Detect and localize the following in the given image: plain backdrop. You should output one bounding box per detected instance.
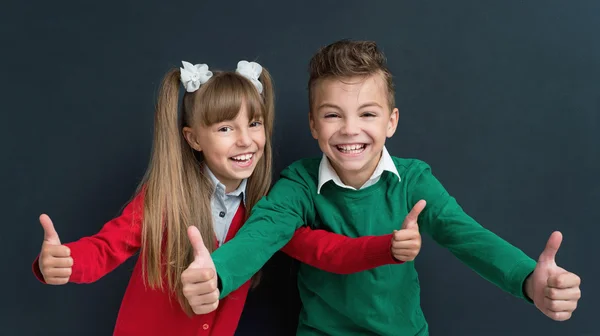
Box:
[2,0,597,335]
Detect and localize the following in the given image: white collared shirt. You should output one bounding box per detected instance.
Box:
[204,164,247,245]
[317,146,401,194]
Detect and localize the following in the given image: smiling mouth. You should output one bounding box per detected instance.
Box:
[230,153,254,162]
[335,144,367,154]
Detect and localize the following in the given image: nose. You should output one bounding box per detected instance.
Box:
[340,117,360,136]
[236,128,252,147]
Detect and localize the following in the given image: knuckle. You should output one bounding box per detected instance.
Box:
[181,272,191,284]
[201,269,214,280]
[210,300,219,311]
[208,279,217,292]
[41,259,51,269]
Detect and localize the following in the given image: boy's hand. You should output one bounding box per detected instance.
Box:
[181,226,219,315]
[38,214,73,285]
[525,231,581,321]
[391,200,426,262]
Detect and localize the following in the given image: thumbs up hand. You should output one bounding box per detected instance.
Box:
[181,226,219,315]
[38,214,73,285]
[391,200,426,262]
[524,231,582,321]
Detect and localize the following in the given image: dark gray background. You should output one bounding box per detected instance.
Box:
[3,0,597,335]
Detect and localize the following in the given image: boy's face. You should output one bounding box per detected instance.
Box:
[309,73,398,187]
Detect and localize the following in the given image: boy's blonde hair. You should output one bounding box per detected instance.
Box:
[308,39,395,111]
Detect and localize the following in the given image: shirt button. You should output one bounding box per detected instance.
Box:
[219,211,225,218]
[203,324,209,330]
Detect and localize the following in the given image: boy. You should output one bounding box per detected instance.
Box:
[184,40,582,335]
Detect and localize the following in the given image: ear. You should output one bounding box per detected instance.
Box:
[182,126,202,152]
[386,108,399,138]
[308,112,319,140]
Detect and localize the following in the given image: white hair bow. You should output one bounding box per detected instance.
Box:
[180,61,213,93]
[236,60,263,94]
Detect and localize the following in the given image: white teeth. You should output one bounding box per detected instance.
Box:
[231,153,253,161]
[336,144,366,153]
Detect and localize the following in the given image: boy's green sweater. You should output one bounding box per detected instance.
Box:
[213,157,537,335]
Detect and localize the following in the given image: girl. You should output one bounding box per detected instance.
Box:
[33,59,407,336]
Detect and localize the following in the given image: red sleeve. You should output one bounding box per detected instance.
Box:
[280,226,403,274]
[32,192,144,284]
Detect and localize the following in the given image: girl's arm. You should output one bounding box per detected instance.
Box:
[281,227,401,274]
[32,192,143,284]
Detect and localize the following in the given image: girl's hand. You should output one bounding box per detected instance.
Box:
[38,214,73,285]
[391,200,425,262]
[181,226,219,314]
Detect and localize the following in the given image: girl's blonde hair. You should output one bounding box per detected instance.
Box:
[135,63,274,315]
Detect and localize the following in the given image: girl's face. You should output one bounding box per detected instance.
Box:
[183,104,265,192]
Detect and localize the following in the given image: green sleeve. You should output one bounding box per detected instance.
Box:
[212,166,314,298]
[408,161,536,301]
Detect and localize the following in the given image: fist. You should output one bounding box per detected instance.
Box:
[181,226,219,315]
[38,214,73,285]
[391,200,426,262]
[526,231,582,321]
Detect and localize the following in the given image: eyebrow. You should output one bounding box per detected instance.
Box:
[317,102,383,111]
[317,103,342,111]
[358,102,383,109]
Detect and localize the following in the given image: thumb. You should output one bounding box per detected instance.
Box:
[538,231,562,265]
[402,200,426,230]
[187,226,210,266]
[40,214,61,245]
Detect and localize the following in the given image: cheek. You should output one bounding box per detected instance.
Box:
[315,123,335,140]
[367,124,388,140]
[254,132,266,150]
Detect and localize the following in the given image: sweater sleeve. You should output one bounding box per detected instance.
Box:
[281,227,401,274]
[212,166,314,298]
[32,192,144,284]
[407,161,536,301]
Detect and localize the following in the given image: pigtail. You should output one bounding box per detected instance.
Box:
[139,69,185,292]
[137,68,213,316]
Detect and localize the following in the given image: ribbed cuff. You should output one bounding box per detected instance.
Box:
[364,234,404,266]
[508,258,537,302]
[32,256,46,284]
[215,261,231,299]
[64,242,85,283]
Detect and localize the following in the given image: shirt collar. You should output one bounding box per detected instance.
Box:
[203,164,247,205]
[317,146,401,194]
